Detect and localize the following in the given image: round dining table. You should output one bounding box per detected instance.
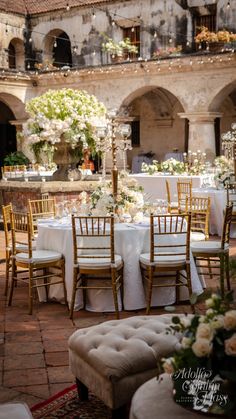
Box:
[36,218,204,311]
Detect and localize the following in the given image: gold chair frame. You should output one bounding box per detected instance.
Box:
[28,197,56,237]
[2,203,13,296]
[226,183,236,224]
[192,204,232,296]
[70,215,124,320]
[8,211,67,314]
[140,213,194,314]
[189,196,211,240]
[177,179,192,212]
[165,180,178,214]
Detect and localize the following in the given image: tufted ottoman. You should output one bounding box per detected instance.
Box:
[68,315,181,418]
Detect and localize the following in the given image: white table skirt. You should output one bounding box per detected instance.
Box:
[36,220,204,312]
[132,174,203,200]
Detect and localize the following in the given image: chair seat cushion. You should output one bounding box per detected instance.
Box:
[140,253,186,266]
[16,240,37,251]
[15,249,62,263]
[190,232,206,242]
[0,402,33,419]
[191,241,229,254]
[77,254,123,269]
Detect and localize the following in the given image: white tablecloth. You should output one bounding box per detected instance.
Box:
[36,219,204,312]
[132,174,203,200]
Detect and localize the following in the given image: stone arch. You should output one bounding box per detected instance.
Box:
[43,29,72,68]
[119,86,186,167]
[0,93,27,120]
[209,80,236,112]
[8,38,25,70]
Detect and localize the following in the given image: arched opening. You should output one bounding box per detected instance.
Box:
[120,86,185,170]
[7,38,25,70]
[43,29,72,68]
[209,81,236,154]
[8,42,16,69]
[53,31,72,68]
[0,102,16,166]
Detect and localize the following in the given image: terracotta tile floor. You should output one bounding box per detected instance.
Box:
[0,231,236,408]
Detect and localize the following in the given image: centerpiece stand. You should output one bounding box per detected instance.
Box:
[52,136,78,181]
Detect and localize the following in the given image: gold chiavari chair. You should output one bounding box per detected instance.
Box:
[188,196,211,241]
[165,180,178,213]
[191,204,233,297]
[28,197,56,237]
[139,213,194,314]
[177,179,192,212]
[8,211,67,314]
[70,215,124,320]
[2,203,13,296]
[226,183,236,224]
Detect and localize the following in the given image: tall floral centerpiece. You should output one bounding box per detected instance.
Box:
[162,293,236,415]
[22,88,107,179]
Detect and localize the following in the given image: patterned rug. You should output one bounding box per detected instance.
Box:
[31,384,112,419]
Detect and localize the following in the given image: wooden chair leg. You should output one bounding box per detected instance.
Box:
[176,271,180,304]
[69,269,78,320]
[8,261,16,306]
[61,260,68,309]
[225,253,231,291]
[146,266,154,315]
[186,264,195,314]
[111,268,119,319]
[120,266,124,311]
[76,378,88,401]
[28,266,34,315]
[4,257,10,297]
[219,254,225,298]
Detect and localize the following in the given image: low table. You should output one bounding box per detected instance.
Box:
[129,373,218,419]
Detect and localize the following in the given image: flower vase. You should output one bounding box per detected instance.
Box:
[52,136,77,181]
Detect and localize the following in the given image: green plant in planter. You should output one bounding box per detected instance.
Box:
[3,151,29,166]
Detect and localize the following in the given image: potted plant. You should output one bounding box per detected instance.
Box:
[3,151,29,166]
[102,36,138,62]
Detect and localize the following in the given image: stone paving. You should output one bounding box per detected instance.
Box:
[0,231,236,409]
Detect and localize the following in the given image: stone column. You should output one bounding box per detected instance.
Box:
[178,112,222,161]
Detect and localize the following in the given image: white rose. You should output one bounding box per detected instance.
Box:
[225,333,236,356]
[211,315,224,330]
[192,338,212,357]
[196,323,214,340]
[181,337,192,349]
[224,311,236,330]
[205,298,214,308]
[206,309,214,316]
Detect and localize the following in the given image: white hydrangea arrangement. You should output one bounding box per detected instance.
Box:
[160,158,185,175]
[90,171,144,216]
[23,88,107,161]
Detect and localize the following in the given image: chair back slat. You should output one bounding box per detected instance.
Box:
[150,213,191,263]
[72,215,115,264]
[28,197,56,236]
[2,203,13,249]
[189,196,211,239]
[226,183,236,217]
[221,204,233,249]
[10,211,32,257]
[177,179,192,211]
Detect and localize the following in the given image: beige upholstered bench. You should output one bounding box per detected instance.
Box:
[68,315,181,419]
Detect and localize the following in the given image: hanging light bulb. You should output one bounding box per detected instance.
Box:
[66,2,70,11]
[227,1,231,9]
[153,31,157,39]
[5,23,8,33]
[27,62,30,70]
[169,37,173,43]
[92,8,96,19]
[131,26,135,33]
[54,38,57,48]
[92,50,96,56]
[112,19,115,26]
[73,45,77,53]
[29,37,32,43]
[186,40,190,47]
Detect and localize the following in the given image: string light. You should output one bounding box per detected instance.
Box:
[5,22,8,33]
[66,2,70,11]
[92,8,96,19]
[153,31,157,39]
[131,26,135,33]
[29,37,32,43]
[53,38,57,48]
[227,1,231,9]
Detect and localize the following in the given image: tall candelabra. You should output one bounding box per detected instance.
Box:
[222,122,236,179]
[94,110,132,202]
[183,150,206,174]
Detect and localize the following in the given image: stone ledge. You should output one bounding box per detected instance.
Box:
[0,180,99,193]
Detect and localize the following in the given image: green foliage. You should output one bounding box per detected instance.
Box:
[4,151,29,166]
